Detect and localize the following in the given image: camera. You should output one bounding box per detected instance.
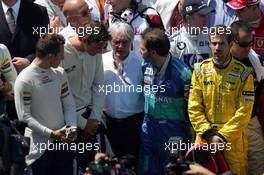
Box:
[164,136,190,175]
[65,126,77,139]
[84,154,136,175]
[164,153,191,175]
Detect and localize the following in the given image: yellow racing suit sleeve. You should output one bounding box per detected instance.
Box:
[218,74,254,142]
[188,68,211,137]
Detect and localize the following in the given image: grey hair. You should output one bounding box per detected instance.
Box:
[108,22,134,41]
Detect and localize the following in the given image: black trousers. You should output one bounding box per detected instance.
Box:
[30,149,74,175]
[105,111,144,159]
[76,130,96,172]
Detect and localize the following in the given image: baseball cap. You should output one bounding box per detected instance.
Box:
[182,0,215,16]
[227,0,260,10]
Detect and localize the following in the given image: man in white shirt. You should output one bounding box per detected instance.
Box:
[14,34,77,175]
[103,22,144,159]
[34,0,67,31]
[61,21,109,170]
[85,0,101,21]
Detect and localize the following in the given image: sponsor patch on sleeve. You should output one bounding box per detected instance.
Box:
[145,67,153,75]
[144,76,153,85]
[1,56,12,73]
[242,91,254,96]
[244,97,254,103]
[23,91,32,105]
[61,81,69,98]
[228,72,240,79]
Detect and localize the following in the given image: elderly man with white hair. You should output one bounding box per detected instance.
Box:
[102,22,144,160]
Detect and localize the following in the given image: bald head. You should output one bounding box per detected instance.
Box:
[63,0,87,16]
[63,0,91,28]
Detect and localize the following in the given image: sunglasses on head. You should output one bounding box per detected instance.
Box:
[235,39,254,48]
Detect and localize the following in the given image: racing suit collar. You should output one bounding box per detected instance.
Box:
[156,53,171,77]
[213,56,232,69]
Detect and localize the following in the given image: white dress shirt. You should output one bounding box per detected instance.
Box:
[1,0,21,23]
[103,51,144,119]
[34,0,67,26]
[85,0,101,21]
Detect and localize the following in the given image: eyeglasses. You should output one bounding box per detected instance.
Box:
[111,40,130,46]
[235,39,254,48]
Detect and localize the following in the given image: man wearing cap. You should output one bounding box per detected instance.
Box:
[227,0,264,58]
[170,0,213,71]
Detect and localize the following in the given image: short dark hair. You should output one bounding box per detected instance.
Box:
[36,34,65,59]
[209,25,233,44]
[230,20,253,41]
[83,21,110,44]
[141,28,170,56]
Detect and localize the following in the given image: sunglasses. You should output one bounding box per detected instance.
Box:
[235,39,254,48]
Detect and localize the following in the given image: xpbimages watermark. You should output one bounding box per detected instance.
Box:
[32,140,100,154]
[165,140,232,154]
[98,83,166,95]
[165,25,232,37]
[32,25,100,37]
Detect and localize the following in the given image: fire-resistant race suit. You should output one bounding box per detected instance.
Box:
[188,58,254,175]
[169,27,212,71]
[0,44,17,114]
[138,54,192,175]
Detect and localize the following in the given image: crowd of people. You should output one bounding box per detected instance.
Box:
[0,0,264,175]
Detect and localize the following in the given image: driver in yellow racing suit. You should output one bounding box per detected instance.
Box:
[188,26,254,175]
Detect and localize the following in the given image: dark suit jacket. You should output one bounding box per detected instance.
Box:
[0,0,49,61]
